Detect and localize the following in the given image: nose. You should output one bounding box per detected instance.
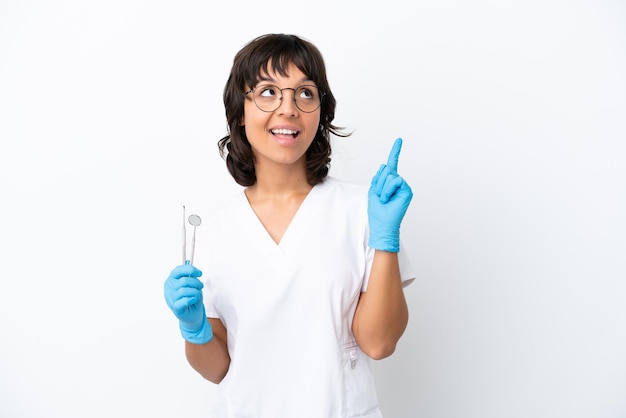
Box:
[276,88,299,115]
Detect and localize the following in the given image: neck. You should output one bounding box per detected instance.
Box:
[249,159,312,197]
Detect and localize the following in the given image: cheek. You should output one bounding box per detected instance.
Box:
[241,101,256,126]
[242,103,269,129]
[306,114,322,134]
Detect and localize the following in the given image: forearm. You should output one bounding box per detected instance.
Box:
[185,319,231,384]
[352,250,409,359]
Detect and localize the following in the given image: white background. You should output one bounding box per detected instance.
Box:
[1,1,625,417]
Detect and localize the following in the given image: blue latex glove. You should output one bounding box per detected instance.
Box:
[164,262,213,344]
[368,138,413,252]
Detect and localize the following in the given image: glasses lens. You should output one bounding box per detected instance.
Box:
[253,85,281,112]
[252,85,322,112]
[294,85,321,112]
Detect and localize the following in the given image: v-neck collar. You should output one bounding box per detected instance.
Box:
[239,182,322,254]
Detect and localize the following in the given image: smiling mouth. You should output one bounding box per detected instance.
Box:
[270,128,299,138]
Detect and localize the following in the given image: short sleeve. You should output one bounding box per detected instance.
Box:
[362,240,416,292]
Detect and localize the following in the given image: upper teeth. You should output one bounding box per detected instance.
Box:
[272,129,297,135]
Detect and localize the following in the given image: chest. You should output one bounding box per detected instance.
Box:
[248,197,303,245]
[206,205,368,325]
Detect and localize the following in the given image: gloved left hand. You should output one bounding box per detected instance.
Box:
[367,137,413,252]
[164,262,213,344]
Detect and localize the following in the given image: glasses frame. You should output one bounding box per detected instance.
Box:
[245,84,325,113]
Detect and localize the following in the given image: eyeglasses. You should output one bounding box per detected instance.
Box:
[245,84,325,113]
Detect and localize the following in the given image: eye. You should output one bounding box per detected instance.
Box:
[258,85,278,98]
[298,86,317,100]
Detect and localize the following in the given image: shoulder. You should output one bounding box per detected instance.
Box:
[315,176,369,216]
[317,176,368,199]
[200,185,246,226]
[193,186,245,267]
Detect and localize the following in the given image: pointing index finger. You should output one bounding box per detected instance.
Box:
[386,137,403,172]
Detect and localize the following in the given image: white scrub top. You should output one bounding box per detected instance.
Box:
[197,177,415,418]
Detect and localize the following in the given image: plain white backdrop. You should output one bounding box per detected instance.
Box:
[1,1,625,417]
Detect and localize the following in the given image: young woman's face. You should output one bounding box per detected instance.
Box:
[242,62,321,173]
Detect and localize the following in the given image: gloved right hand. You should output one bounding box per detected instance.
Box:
[367,138,413,252]
[164,262,213,344]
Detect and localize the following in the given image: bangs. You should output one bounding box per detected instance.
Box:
[243,37,324,88]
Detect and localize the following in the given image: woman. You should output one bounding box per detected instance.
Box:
[164,33,415,417]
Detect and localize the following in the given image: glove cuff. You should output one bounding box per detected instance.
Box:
[368,230,400,252]
[180,316,213,345]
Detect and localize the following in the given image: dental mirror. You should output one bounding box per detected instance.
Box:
[188,214,201,265]
[188,214,202,227]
